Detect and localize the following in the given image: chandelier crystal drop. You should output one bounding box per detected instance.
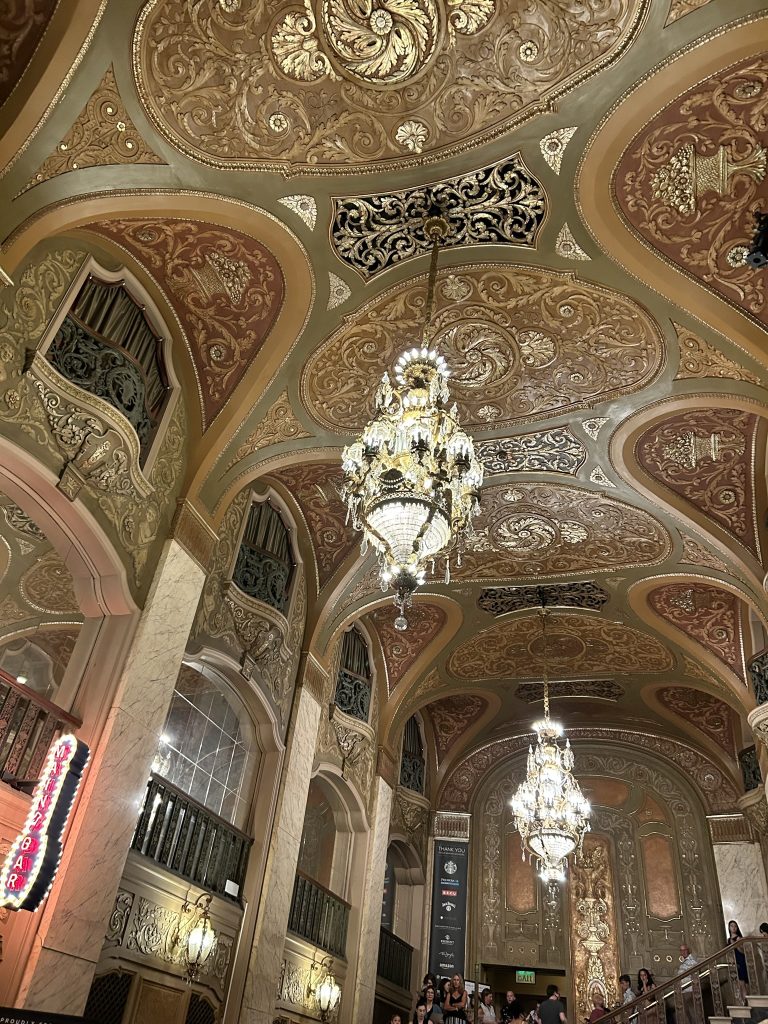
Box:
[510,608,590,883]
[341,214,483,629]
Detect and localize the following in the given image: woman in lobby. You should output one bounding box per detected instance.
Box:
[415,984,443,1022]
[637,968,655,995]
[444,973,469,1022]
[727,920,749,1003]
[478,988,498,1022]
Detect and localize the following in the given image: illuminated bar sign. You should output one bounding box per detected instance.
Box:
[0,734,89,912]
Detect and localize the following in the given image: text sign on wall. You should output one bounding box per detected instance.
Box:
[0,734,89,912]
[516,970,536,985]
[429,839,469,978]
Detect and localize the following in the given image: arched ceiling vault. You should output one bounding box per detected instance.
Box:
[1,0,767,790]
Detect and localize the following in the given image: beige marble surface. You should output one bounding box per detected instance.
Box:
[713,842,768,937]
[349,775,393,1024]
[240,685,322,1022]
[17,540,205,1013]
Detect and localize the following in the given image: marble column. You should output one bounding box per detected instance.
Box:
[348,774,394,1024]
[713,842,768,935]
[237,683,323,1024]
[16,539,206,1014]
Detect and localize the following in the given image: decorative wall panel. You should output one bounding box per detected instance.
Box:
[369,603,446,694]
[640,834,680,920]
[448,613,673,680]
[569,834,620,1020]
[424,694,488,762]
[0,0,58,107]
[303,266,664,433]
[476,428,586,477]
[505,835,537,914]
[85,219,285,429]
[655,685,736,754]
[135,0,646,173]
[614,54,768,328]
[223,392,312,473]
[515,680,625,703]
[478,582,609,616]
[674,324,761,385]
[648,583,745,680]
[636,408,760,557]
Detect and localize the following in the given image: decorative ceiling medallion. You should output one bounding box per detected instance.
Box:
[540,126,578,174]
[278,194,317,230]
[477,581,609,616]
[589,466,616,488]
[19,66,164,195]
[648,582,745,681]
[265,462,356,589]
[636,408,760,557]
[303,265,664,433]
[134,0,647,172]
[85,219,284,430]
[331,156,545,279]
[448,612,674,679]
[582,417,609,441]
[673,323,761,385]
[327,272,351,309]
[655,685,735,754]
[424,693,489,762]
[555,223,591,261]
[223,391,312,474]
[457,483,669,580]
[475,428,586,477]
[369,602,446,694]
[614,54,768,328]
[516,679,624,703]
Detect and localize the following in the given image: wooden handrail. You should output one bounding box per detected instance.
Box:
[0,667,81,727]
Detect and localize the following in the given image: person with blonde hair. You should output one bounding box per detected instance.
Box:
[444,973,469,1023]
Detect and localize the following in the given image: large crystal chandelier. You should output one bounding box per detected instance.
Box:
[341,213,483,630]
[511,607,590,883]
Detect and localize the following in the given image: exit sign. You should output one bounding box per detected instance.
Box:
[516,970,536,985]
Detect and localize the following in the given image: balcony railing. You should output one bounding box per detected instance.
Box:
[0,668,81,786]
[738,744,762,792]
[132,773,252,901]
[377,926,413,991]
[288,871,350,959]
[598,937,768,1024]
[749,648,768,705]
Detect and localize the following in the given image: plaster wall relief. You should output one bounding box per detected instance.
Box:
[84,219,285,430]
[614,54,768,328]
[302,266,664,434]
[664,0,715,25]
[20,66,164,195]
[477,582,609,616]
[654,686,737,755]
[221,392,312,476]
[423,694,489,764]
[569,832,620,1021]
[673,324,762,386]
[135,0,647,173]
[475,429,587,478]
[636,407,762,559]
[192,487,306,730]
[0,0,58,108]
[647,582,746,682]
[390,787,430,871]
[458,483,670,581]
[369,602,446,695]
[447,612,674,681]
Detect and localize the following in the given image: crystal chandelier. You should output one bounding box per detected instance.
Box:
[511,607,590,883]
[341,214,483,630]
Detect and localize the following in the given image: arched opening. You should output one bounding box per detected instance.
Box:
[333,625,373,723]
[400,715,426,796]
[232,498,295,615]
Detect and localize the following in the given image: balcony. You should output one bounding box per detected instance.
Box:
[377,926,413,991]
[0,668,81,787]
[288,870,350,959]
[132,773,252,901]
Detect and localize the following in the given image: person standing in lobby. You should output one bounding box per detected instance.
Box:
[539,985,568,1024]
[500,991,518,1022]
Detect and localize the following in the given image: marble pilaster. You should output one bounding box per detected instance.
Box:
[349,775,394,1024]
[237,684,323,1024]
[16,540,206,1014]
[713,842,768,936]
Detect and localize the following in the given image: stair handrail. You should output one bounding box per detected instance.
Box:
[597,935,768,1024]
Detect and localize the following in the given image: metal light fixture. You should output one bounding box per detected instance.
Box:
[510,605,591,883]
[183,893,217,981]
[341,213,483,629]
[310,956,341,1022]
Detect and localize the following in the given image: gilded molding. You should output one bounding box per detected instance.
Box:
[171,500,218,571]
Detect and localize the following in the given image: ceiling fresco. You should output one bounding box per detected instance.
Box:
[1,0,767,809]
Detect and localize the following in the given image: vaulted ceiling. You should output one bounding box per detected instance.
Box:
[2,0,767,806]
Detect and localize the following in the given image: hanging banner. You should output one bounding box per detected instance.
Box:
[429,839,469,978]
[0,733,90,912]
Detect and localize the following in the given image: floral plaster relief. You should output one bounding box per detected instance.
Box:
[655,685,736,754]
[369,602,446,694]
[423,693,488,762]
[648,583,745,681]
[84,219,284,429]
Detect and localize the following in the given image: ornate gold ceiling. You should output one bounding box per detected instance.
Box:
[1,0,767,805]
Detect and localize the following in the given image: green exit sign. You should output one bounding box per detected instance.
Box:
[516,970,536,985]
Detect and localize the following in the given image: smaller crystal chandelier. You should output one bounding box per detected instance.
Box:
[511,606,590,883]
[341,212,483,630]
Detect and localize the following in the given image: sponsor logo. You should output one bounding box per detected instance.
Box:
[441,888,458,896]
[443,860,458,875]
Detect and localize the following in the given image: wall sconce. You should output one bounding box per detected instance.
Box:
[309,955,341,1022]
[182,893,217,982]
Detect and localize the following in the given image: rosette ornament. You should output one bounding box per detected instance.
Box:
[341,215,482,629]
[511,607,591,882]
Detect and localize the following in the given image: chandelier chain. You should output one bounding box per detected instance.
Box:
[540,607,550,720]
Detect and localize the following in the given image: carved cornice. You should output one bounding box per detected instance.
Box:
[171,500,218,572]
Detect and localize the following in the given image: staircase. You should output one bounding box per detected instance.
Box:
[711,994,768,1024]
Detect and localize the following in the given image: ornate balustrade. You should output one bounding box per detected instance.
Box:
[0,668,81,786]
[749,649,768,706]
[738,744,762,792]
[599,937,768,1024]
[377,926,413,991]
[400,752,425,794]
[287,870,350,959]
[132,773,252,901]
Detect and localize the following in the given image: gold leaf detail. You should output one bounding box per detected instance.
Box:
[224,392,312,471]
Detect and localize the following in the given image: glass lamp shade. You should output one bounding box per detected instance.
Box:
[316,973,341,1013]
[366,498,451,565]
[187,916,216,972]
